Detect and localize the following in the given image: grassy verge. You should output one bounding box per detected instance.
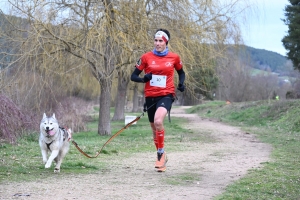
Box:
[187,100,300,200]
[3,100,300,199]
[0,109,190,183]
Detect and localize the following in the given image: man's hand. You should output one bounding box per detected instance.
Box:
[143,73,152,83]
[177,83,185,92]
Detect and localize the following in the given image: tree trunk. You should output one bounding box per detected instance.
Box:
[98,0,116,135]
[132,84,139,112]
[98,78,112,135]
[112,74,129,121]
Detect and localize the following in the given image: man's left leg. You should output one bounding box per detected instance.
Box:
[154,107,168,171]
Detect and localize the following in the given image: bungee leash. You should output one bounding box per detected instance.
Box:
[71,96,174,158]
[71,111,144,158]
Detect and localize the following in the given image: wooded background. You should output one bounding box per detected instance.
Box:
[0,0,299,140]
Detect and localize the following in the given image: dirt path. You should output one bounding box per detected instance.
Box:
[0,106,271,200]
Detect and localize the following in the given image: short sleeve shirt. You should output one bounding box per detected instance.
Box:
[136,51,183,97]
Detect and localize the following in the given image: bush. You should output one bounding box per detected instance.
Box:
[51,97,94,133]
[0,94,94,143]
[0,94,36,143]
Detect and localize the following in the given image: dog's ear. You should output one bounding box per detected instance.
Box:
[43,113,47,119]
[52,113,56,119]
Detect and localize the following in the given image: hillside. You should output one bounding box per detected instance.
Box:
[236,45,289,73]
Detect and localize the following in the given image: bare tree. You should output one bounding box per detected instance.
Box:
[1,0,257,135]
[216,48,283,102]
[251,73,279,100]
[112,69,130,120]
[216,53,252,102]
[4,0,130,135]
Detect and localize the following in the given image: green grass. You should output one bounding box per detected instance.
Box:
[187,100,300,200]
[0,111,190,183]
[3,100,300,199]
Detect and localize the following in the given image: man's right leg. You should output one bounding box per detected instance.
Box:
[153,107,168,171]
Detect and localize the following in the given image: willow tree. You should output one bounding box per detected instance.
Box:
[5,0,132,135]
[112,0,257,116]
[124,0,254,104]
[112,0,150,120]
[3,0,256,134]
[0,11,99,112]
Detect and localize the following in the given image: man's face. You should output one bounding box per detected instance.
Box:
[154,37,167,52]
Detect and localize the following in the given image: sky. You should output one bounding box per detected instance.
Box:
[241,0,290,56]
[0,0,290,56]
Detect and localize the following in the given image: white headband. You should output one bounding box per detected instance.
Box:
[155,31,169,43]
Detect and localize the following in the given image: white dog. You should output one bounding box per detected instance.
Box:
[39,113,72,173]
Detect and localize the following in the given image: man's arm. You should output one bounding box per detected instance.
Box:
[176,68,185,92]
[176,68,185,84]
[131,67,152,83]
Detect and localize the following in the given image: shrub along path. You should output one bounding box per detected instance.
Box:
[0,106,271,200]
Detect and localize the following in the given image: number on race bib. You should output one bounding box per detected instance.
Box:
[150,75,167,88]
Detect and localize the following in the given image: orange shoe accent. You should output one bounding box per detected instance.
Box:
[157,165,167,172]
[155,152,168,168]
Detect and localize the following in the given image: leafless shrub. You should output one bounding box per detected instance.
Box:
[50,97,95,133]
[0,94,37,143]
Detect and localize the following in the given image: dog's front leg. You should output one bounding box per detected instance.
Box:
[41,149,48,164]
[45,150,59,168]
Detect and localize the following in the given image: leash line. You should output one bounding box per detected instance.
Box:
[71,112,144,158]
[72,95,172,158]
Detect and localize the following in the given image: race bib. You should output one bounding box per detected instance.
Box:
[150,75,166,88]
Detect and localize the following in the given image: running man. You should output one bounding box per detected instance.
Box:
[131,28,185,172]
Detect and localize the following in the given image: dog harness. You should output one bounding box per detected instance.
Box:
[60,127,69,141]
[45,141,53,151]
[45,127,68,151]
